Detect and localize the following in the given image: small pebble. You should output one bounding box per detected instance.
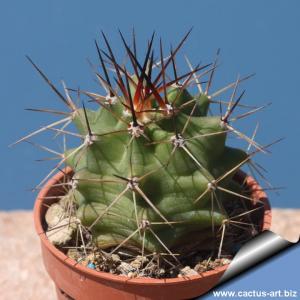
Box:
[130,255,148,269]
[117,262,135,275]
[179,266,198,277]
[127,272,137,278]
[111,254,121,262]
[158,268,165,276]
[221,258,231,265]
[87,262,96,269]
[67,249,80,260]
[46,217,77,245]
[45,203,65,228]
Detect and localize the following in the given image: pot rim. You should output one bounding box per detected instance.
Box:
[33,167,272,286]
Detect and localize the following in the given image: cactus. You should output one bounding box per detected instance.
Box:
[18,30,271,273]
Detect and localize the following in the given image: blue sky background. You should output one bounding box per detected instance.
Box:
[1,0,300,210]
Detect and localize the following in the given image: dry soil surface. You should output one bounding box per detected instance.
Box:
[0,209,299,300]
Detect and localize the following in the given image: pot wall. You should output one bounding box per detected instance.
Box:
[34,169,271,300]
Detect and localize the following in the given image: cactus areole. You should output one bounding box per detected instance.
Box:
[25,30,271,282]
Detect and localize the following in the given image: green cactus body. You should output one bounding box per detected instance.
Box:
[66,85,247,254]
[25,32,252,258]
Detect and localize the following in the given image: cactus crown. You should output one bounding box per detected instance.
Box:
[19,30,272,276]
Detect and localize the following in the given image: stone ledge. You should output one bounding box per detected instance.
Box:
[0,209,299,300]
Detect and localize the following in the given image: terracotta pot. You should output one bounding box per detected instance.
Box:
[34,168,271,300]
